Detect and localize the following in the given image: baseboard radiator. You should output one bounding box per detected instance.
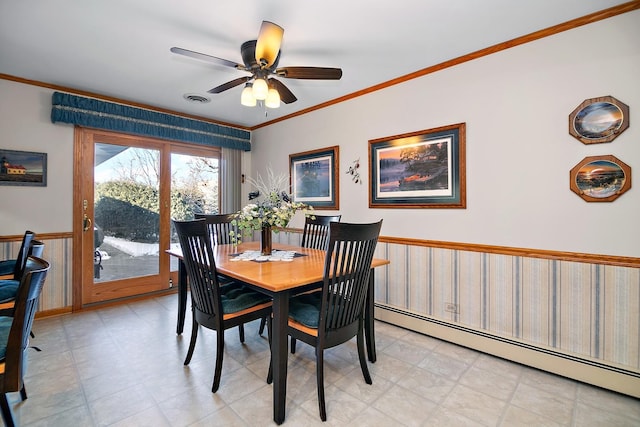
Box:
[375,304,640,398]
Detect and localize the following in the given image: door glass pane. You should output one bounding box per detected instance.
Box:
[169,152,219,270]
[94,144,160,282]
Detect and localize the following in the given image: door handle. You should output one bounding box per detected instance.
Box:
[83,214,92,232]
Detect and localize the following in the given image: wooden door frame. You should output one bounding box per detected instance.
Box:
[72,127,221,310]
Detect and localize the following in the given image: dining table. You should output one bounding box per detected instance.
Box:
[167,241,389,425]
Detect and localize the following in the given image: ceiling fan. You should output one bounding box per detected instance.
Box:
[170,21,342,107]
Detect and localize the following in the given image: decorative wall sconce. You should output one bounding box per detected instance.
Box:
[346,158,361,184]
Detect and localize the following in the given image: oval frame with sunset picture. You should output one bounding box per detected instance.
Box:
[570,155,631,202]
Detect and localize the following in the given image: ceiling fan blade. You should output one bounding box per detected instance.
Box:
[170,47,242,69]
[255,21,283,68]
[207,76,251,94]
[275,66,342,80]
[269,78,297,104]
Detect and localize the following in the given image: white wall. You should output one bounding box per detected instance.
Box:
[1,11,638,258]
[0,81,74,234]
[251,11,640,258]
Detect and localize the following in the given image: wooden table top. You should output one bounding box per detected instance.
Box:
[166,241,389,294]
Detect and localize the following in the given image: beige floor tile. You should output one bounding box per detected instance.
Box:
[500,404,565,426]
[510,382,574,425]
[373,384,438,427]
[395,365,456,404]
[459,364,518,401]
[9,294,638,427]
[441,384,507,426]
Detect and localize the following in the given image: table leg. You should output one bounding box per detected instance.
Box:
[176,260,188,335]
[365,268,376,363]
[272,292,289,424]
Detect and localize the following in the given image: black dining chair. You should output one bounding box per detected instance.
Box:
[300,214,342,251]
[192,213,250,340]
[268,220,382,421]
[194,213,236,245]
[258,214,342,337]
[288,214,341,351]
[0,256,50,427]
[0,232,39,316]
[174,219,272,392]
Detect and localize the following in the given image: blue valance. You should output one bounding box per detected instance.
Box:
[50,92,251,151]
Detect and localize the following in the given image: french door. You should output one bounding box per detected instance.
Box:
[73,128,220,308]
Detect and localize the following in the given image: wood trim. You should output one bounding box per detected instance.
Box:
[72,127,84,311]
[379,236,640,268]
[35,287,179,318]
[279,227,640,268]
[2,3,636,133]
[0,232,72,242]
[4,228,637,270]
[35,306,73,319]
[252,1,640,130]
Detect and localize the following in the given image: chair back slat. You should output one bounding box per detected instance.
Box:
[13,231,35,281]
[301,215,341,250]
[194,213,236,245]
[320,220,382,333]
[174,220,221,320]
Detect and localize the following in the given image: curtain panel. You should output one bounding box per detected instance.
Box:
[51,92,251,151]
[220,147,242,214]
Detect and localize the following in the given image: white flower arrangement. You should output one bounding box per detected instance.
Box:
[230,168,313,244]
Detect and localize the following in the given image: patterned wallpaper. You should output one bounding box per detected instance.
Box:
[3,232,638,374]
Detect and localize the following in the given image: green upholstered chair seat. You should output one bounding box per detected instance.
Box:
[0,280,19,303]
[220,282,271,314]
[0,261,16,277]
[289,291,323,328]
[0,316,13,359]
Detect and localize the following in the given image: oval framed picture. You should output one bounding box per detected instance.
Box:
[569,96,629,144]
[570,155,631,202]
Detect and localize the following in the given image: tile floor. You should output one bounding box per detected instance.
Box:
[8,294,640,426]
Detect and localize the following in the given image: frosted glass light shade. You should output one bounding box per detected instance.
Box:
[265,88,280,108]
[240,84,256,106]
[252,78,268,100]
[255,21,283,67]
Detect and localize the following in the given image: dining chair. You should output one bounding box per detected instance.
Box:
[0,256,50,427]
[0,232,39,316]
[194,213,236,245]
[287,214,341,351]
[174,219,272,392]
[192,213,251,340]
[268,220,382,421]
[300,214,342,251]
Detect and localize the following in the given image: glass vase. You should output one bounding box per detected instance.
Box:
[260,225,273,255]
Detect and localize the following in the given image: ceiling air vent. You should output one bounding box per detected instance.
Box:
[183,94,210,103]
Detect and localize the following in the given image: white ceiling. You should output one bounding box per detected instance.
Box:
[0,0,630,129]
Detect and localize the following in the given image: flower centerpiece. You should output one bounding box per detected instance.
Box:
[230,168,312,254]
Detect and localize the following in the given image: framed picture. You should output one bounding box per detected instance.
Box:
[289,146,339,210]
[569,96,629,144]
[0,149,47,187]
[570,155,631,202]
[369,123,466,208]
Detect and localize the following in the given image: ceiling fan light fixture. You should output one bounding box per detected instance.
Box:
[265,87,281,109]
[255,21,283,67]
[240,83,256,107]
[252,78,269,100]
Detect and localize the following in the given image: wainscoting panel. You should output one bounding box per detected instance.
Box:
[371,239,640,397]
[0,235,73,312]
[4,229,636,396]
